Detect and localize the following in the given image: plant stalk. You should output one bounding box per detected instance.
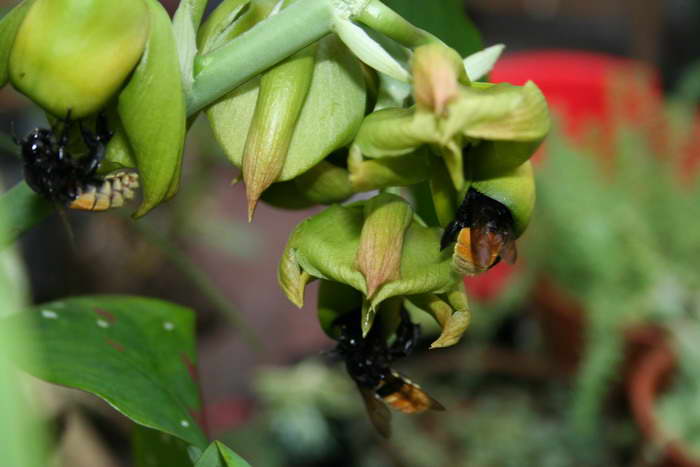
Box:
[187,0,337,114]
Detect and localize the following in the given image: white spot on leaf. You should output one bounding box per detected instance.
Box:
[163,321,175,331]
[97,319,110,328]
[41,310,58,319]
[180,420,190,428]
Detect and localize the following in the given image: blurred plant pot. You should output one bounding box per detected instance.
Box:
[531,277,585,375]
[627,333,700,467]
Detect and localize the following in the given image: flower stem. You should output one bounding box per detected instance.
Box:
[354,0,441,49]
[187,0,336,114]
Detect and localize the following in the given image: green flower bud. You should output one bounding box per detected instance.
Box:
[278,194,458,330]
[0,0,34,89]
[243,45,316,221]
[9,0,149,118]
[203,4,366,217]
[356,194,414,299]
[411,43,468,116]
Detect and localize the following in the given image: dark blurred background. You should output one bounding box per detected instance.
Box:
[1,0,700,466]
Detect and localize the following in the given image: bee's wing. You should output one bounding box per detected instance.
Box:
[382,372,446,414]
[357,385,392,438]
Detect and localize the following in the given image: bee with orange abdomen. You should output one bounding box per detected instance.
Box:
[440,188,517,275]
[330,310,444,438]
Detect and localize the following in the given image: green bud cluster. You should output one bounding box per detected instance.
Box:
[1,0,550,347]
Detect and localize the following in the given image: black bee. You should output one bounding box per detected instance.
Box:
[330,310,444,438]
[15,113,139,211]
[440,187,517,274]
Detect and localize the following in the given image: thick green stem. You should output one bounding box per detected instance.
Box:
[355,0,441,49]
[187,0,337,114]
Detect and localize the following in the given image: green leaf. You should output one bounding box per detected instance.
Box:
[195,441,251,467]
[4,295,208,448]
[0,0,34,88]
[132,424,193,467]
[0,180,48,467]
[0,181,53,248]
[119,0,186,217]
[381,0,482,56]
[207,34,365,182]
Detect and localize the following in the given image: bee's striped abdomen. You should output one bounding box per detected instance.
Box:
[68,171,139,211]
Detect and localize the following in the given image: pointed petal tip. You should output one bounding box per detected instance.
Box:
[246,197,258,223]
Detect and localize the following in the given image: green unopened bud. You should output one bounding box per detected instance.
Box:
[205,7,366,216]
[9,0,149,118]
[243,45,316,221]
[411,43,467,116]
[278,195,458,314]
[356,194,413,299]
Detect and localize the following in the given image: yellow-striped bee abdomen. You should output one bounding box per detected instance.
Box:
[68,171,139,211]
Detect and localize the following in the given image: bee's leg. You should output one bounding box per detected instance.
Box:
[94,112,113,143]
[78,118,107,177]
[388,309,420,359]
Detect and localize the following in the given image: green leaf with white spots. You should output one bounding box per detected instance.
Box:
[119,0,186,217]
[195,441,251,467]
[0,0,35,88]
[3,295,207,448]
